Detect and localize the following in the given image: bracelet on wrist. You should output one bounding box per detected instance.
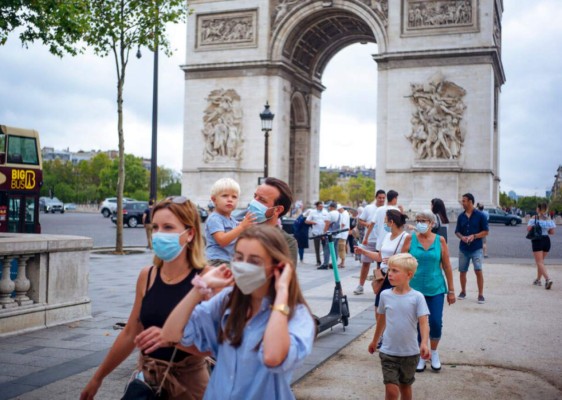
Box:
[448,291,455,294]
[192,275,214,299]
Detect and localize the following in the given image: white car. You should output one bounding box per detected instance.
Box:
[99,197,135,218]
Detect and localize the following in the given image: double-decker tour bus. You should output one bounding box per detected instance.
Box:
[0,125,43,233]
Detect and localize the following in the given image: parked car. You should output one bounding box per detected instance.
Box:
[111,201,148,228]
[39,196,64,213]
[485,208,522,226]
[64,203,77,211]
[198,206,209,222]
[100,197,136,218]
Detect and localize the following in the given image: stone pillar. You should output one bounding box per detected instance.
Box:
[14,255,33,306]
[0,256,17,309]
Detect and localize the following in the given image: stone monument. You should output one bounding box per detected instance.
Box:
[181,0,504,210]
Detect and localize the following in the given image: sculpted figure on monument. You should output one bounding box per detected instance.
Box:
[407,0,473,29]
[200,16,253,45]
[406,76,466,160]
[272,0,300,26]
[203,89,243,162]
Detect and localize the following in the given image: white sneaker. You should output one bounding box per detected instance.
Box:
[353,285,364,295]
[416,357,426,372]
[430,350,441,371]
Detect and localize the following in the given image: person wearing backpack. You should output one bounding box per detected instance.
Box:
[293,210,311,264]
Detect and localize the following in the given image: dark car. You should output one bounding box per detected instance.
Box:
[111,201,148,228]
[485,208,522,226]
[232,209,294,234]
[198,206,209,222]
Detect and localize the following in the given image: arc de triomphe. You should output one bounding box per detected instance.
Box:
[180,0,505,210]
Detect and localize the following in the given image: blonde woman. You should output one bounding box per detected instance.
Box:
[81,197,210,400]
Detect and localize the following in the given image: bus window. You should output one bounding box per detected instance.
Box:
[8,197,20,233]
[7,135,39,165]
[0,132,5,164]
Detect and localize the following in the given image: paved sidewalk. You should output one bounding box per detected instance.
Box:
[1,250,561,399]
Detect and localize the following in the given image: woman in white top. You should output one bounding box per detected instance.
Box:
[355,209,409,308]
[528,203,556,289]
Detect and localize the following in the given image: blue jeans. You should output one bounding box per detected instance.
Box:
[458,248,483,272]
[424,294,444,340]
[323,238,339,266]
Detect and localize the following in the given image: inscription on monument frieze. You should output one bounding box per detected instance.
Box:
[402,0,478,36]
[196,10,257,50]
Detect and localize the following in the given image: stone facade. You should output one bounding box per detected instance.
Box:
[181,0,504,210]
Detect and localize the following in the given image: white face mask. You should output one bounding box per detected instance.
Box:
[231,261,269,295]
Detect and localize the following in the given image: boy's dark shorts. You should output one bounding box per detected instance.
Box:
[379,352,419,386]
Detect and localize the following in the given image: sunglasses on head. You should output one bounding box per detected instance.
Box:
[166,196,189,204]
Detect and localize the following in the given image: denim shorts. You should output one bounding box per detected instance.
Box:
[458,249,483,272]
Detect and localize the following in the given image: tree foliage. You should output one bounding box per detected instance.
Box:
[517,196,548,214]
[346,174,375,206]
[320,171,338,189]
[1,0,88,54]
[549,193,562,214]
[499,191,515,208]
[319,185,348,204]
[41,155,178,203]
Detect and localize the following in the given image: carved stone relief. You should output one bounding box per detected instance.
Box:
[202,89,244,163]
[271,0,388,30]
[403,0,478,35]
[357,0,389,26]
[493,9,501,51]
[196,10,257,50]
[406,75,467,160]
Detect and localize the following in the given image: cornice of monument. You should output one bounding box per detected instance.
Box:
[373,46,506,85]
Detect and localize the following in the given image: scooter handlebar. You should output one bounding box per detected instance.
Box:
[309,228,348,239]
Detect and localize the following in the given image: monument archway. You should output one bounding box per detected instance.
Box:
[181,0,505,210]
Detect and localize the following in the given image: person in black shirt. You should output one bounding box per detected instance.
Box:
[81,197,210,400]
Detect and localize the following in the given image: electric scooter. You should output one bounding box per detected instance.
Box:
[310,228,351,333]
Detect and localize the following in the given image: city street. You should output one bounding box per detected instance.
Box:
[39,211,562,260]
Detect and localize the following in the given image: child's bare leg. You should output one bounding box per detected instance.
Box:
[385,383,400,400]
[399,384,412,400]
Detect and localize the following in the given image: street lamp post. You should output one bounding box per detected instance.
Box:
[136,8,159,203]
[259,102,274,178]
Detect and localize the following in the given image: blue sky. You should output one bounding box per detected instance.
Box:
[0,1,560,197]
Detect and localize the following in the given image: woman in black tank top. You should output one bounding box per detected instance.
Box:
[81,198,210,400]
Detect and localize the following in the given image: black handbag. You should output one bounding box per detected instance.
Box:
[525,216,542,240]
[121,348,177,400]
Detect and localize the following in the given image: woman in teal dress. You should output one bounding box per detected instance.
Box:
[401,210,456,373]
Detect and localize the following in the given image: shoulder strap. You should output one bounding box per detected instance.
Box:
[393,232,405,255]
[145,266,154,292]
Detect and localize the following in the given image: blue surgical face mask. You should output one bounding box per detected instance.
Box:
[383,223,391,233]
[247,199,273,224]
[415,222,429,234]
[152,229,189,262]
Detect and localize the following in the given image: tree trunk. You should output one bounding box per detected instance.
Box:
[115,71,125,253]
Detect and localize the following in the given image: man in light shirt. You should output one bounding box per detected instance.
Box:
[306,201,328,266]
[354,190,386,295]
[337,204,350,268]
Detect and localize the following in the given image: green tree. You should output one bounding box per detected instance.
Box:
[499,191,514,208]
[320,171,338,189]
[549,193,562,214]
[346,174,375,206]
[99,154,149,199]
[1,0,87,53]
[319,186,349,204]
[517,196,548,214]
